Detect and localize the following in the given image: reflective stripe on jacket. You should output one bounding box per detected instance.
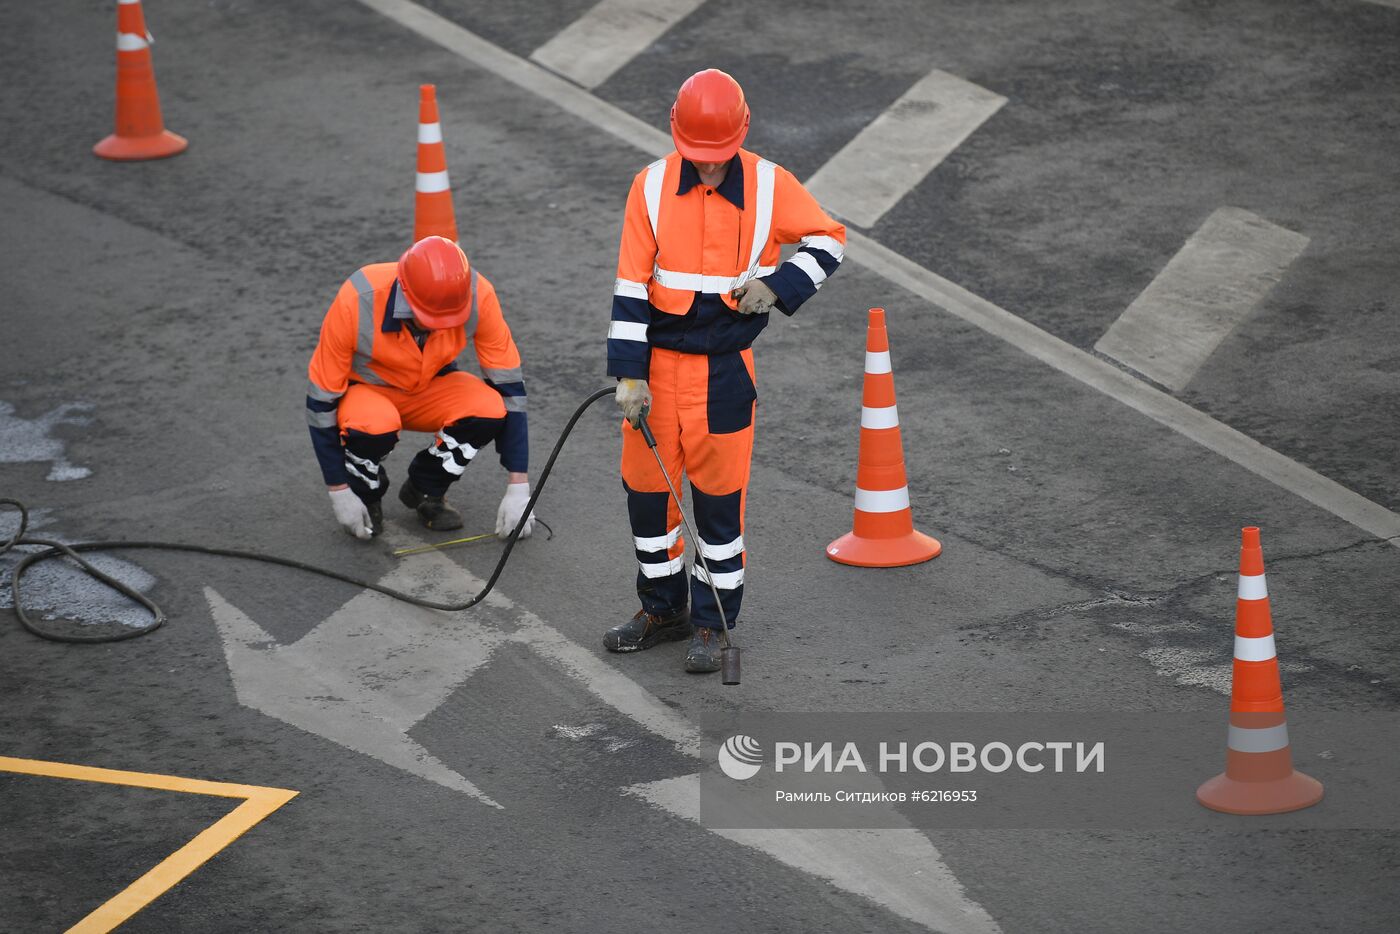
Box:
[306,263,528,483]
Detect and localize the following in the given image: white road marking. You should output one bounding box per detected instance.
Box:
[529,0,705,89]
[1363,0,1400,10]
[351,0,1400,548]
[851,236,1400,544]
[0,400,92,481]
[627,775,1001,934]
[1095,207,1308,390]
[357,0,663,147]
[806,69,1006,229]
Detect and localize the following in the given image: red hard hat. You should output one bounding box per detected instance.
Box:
[670,69,750,163]
[397,236,473,329]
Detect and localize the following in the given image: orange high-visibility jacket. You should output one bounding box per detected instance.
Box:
[607,149,846,379]
[306,263,527,484]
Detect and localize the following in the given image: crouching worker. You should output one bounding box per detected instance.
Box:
[306,236,533,541]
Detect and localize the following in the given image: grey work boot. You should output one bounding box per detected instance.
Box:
[398,477,463,531]
[604,608,690,653]
[684,627,722,673]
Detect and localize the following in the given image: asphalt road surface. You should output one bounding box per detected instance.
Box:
[2,1,1398,932]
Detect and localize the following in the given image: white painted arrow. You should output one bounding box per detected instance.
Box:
[206,529,511,807]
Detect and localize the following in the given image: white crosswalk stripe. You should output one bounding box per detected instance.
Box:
[806,69,1006,228]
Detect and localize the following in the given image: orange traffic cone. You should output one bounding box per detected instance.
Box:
[1196,527,1323,815]
[93,0,187,161]
[414,84,459,243]
[826,308,941,568]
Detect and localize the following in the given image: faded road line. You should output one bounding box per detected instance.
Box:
[806,69,1006,229]
[529,0,706,89]
[1095,207,1308,390]
[1,756,295,934]
[351,0,1400,547]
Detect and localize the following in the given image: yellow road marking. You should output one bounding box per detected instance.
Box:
[0,756,297,933]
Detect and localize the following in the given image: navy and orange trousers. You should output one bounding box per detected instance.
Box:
[338,372,505,501]
[622,347,755,631]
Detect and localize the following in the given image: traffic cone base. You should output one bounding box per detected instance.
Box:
[1196,769,1323,816]
[827,529,941,568]
[93,128,187,161]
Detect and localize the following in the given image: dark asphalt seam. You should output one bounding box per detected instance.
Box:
[999,531,1396,626]
[957,533,1400,705]
[0,169,230,266]
[1086,346,1177,394]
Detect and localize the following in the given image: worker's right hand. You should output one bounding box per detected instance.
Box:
[616,378,652,428]
[328,487,373,541]
[732,279,777,315]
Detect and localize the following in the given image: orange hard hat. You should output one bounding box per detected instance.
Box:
[670,69,750,163]
[397,236,473,329]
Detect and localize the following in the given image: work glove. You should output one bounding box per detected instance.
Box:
[496,482,535,540]
[731,279,777,315]
[328,487,373,541]
[616,378,652,428]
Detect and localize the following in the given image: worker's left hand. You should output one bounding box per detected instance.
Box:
[732,279,777,315]
[496,481,535,540]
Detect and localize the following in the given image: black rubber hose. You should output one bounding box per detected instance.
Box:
[2,386,617,643]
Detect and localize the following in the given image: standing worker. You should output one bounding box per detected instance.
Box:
[306,236,534,541]
[604,69,846,672]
